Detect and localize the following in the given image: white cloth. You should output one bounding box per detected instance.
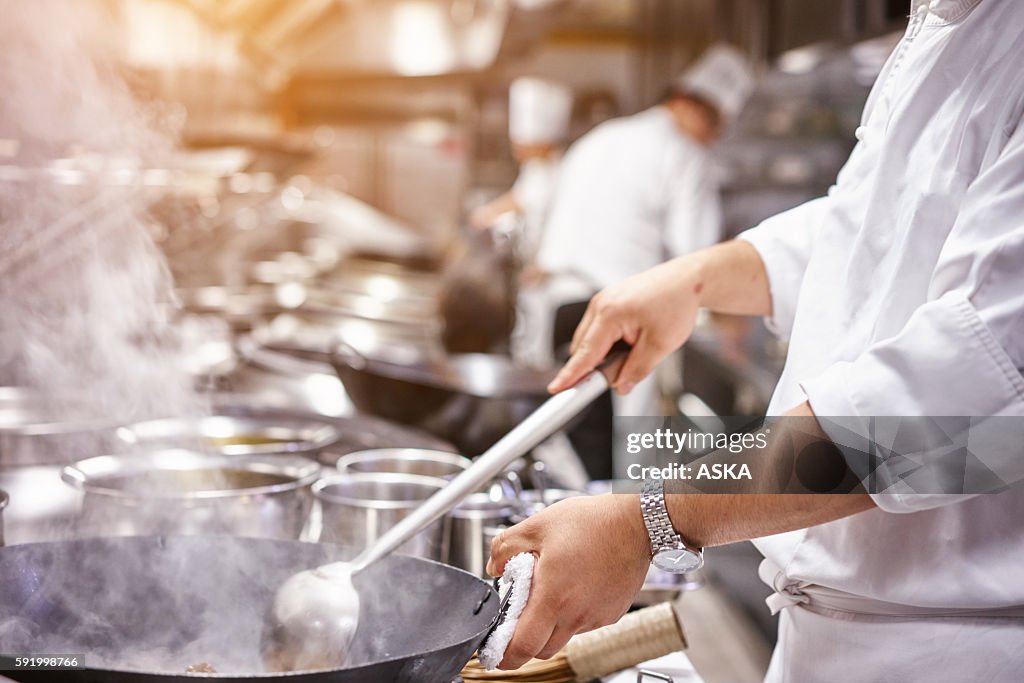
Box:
[738,0,1024,679]
[479,552,536,670]
[538,106,722,291]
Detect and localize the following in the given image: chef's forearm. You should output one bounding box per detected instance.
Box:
[683,239,773,317]
[661,401,876,548]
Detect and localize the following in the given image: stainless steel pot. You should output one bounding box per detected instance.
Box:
[335,448,471,479]
[446,493,515,578]
[62,450,319,539]
[116,413,340,457]
[511,487,585,523]
[0,387,127,544]
[313,472,447,561]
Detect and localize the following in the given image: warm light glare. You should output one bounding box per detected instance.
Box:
[390,2,457,76]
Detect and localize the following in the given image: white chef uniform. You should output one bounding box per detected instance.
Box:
[738,0,1024,679]
[532,105,723,418]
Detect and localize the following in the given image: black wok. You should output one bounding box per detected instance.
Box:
[0,536,499,682]
[330,344,554,455]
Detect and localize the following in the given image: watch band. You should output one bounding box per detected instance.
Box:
[640,477,685,555]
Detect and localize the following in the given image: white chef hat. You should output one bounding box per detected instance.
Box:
[508,77,573,145]
[673,44,755,123]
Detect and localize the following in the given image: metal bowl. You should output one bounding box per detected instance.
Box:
[116,413,340,457]
[62,450,320,539]
[313,472,448,561]
[335,448,471,479]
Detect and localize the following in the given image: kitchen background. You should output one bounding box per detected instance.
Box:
[0,2,909,682]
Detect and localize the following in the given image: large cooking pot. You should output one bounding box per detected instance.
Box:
[62,451,319,540]
[0,536,499,682]
[334,448,471,479]
[313,472,448,560]
[116,412,341,457]
[0,387,126,544]
[329,343,554,455]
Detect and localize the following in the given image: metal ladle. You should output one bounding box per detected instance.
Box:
[263,354,625,671]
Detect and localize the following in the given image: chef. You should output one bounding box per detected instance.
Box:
[488,1,1024,680]
[529,45,753,416]
[470,76,573,260]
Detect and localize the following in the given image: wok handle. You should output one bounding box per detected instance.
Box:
[350,352,625,573]
[565,602,686,680]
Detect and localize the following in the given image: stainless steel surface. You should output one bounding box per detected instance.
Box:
[352,365,611,571]
[314,472,448,561]
[0,387,123,466]
[446,493,515,578]
[249,306,442,360]
[117,413,340,456]
[268,363,614,671]
[0,465,82,545]
[0,387,125,545]
[335,448,471,479]
[62,450,319,539]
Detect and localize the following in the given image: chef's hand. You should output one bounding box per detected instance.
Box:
[549,257,703,395]
[486,494,649,669]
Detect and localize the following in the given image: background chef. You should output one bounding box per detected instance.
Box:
[529,44,754,416]
[488,1,1024,680]
[470,76,573,259]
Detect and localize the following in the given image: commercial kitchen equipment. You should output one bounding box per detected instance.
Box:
[62,451,320,540]
[0,535,499,682]
[266,350,626,671]
[313,472,448,560]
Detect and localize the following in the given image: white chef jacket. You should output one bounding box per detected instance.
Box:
[537,106,722,290]
[739,0,1024,679]
[511,156,562,264]
[529,107,721,418]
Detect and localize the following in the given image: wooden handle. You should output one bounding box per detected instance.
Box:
[565,602,686,681]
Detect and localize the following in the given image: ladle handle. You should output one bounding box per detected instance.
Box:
[350,354,625,572]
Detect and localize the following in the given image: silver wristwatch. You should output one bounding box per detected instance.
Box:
[641,478,704,573]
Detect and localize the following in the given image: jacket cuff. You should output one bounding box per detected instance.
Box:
[738,222,804,340]
[800,293,1024,513]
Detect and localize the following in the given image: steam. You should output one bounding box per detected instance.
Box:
[0,0,199,423]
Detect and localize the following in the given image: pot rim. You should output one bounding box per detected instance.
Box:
[61,450,321,500]
[335,448,471,474]
[313,472,447,509]
[116,413,340,456]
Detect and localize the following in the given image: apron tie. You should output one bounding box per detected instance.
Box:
[759,558,810,616]
[758,558,1024,620]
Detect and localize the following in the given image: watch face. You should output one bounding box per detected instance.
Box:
[653,548,703,573]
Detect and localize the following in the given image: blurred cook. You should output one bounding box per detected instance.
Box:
[470,76,573,262]
[532,44,754,413]
[489,2,1024,680]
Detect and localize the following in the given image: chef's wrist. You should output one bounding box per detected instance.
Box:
[662,480,707,549]
[608,493,651,559]
[671,253,708,307]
